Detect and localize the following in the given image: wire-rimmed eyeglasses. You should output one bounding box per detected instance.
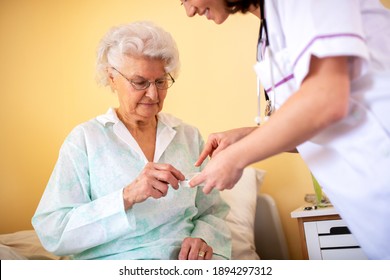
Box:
[112,67,175,90]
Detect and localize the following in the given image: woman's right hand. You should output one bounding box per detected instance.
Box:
[122,162,185,210]
[194,126,257,167]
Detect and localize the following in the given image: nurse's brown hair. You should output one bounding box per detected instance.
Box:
[225,0,260,14]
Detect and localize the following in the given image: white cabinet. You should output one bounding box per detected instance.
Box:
[291,206,368,260]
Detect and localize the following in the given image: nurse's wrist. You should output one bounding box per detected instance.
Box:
[224,144,249,171]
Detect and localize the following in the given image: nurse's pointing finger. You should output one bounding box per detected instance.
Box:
[188,172,205,188]
[194,147,212,167]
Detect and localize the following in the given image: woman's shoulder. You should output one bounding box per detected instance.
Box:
[68,117,102,134]
[63,117,107,146]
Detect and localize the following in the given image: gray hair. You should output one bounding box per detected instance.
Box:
[96,21,180,86]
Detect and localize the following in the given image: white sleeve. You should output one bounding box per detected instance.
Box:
[32,134,134,256]
[274,0,370,86]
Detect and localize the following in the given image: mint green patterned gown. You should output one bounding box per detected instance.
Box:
[32,108,231,260]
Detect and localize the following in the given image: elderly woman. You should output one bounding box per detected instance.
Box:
[32,21,231,260]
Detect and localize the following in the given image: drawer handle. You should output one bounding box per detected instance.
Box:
[329,226,351,235]
[319,226,351,236]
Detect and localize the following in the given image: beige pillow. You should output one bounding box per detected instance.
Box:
[219,167,266,260]
[0,230,67,260]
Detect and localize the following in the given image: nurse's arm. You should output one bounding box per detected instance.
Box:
[224,55,350,168]
[194,126,257,167]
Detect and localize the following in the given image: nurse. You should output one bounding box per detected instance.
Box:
[181,0,390,259]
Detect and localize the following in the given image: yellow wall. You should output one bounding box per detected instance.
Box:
[0,0,313,259]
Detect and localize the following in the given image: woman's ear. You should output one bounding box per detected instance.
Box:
[106,67,116,92]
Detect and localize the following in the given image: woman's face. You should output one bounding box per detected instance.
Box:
[109,56,169,122]
[180,0,230,24]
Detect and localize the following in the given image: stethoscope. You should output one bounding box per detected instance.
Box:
[255,0,276,126]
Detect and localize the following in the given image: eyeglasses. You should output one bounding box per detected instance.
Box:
[112,67,175,90]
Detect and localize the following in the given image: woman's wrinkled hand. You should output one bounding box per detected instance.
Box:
[122,162,185,209]
[178,237,213,260]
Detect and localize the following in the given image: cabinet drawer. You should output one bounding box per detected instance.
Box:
[319,234,360,248]
[316,219,348,234]
[321,248,368,260]
[303,219,367,260]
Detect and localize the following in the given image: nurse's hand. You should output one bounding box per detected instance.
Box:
[178,237,213,260]
[190,150,244,194]
[122,162,185,210]
[194,126,257,167]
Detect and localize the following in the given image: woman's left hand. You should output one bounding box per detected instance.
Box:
[178,237,213,260]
